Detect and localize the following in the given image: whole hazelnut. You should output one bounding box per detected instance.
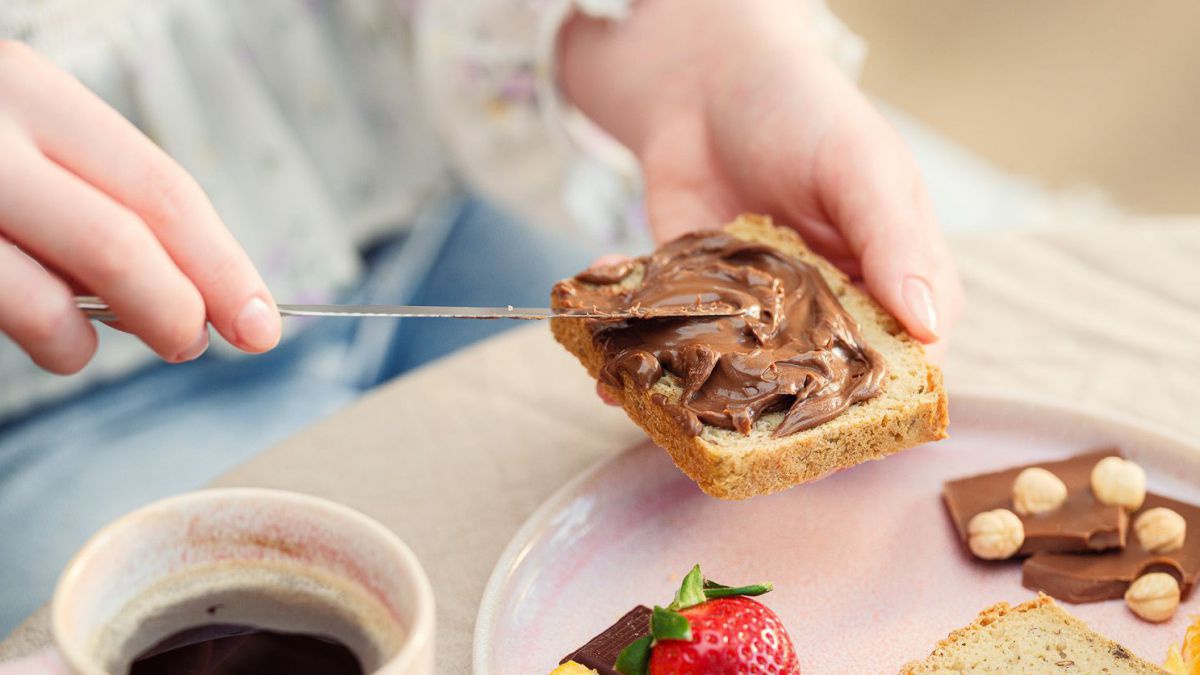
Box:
[1012,467,1068,515]
[1134,507,1187,553]
[1125,572,1180,622]
[1090,456,1147,510]
[968,509,1025,560]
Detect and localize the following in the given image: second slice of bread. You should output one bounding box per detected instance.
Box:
[551,214,948,500]
[901,594,1166,674]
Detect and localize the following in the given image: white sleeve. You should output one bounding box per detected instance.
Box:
[412,2,579,231]
[413,0,866,244]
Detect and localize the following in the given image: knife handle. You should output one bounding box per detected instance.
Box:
[74,296,118,322]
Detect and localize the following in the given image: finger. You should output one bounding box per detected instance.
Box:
[785,216,855,263]
[94,318,209,365]
[815,102,960,343]
[590,254,630,268]
[3,45,280,352]
[0,240,97,374]
[597,381,621,406]
[30,259,89,295]
[0,146,209,362]
[825,255,863,281]
[644,183,727,244]
[923,337,948,364]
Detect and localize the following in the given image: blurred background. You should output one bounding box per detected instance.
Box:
[830,0,1200,231]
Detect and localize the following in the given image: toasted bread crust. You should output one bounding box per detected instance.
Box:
[900,594,1166,674]
[901,595,1057,674]
[551,215,949,500]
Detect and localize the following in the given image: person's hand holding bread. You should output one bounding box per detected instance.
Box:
[561,0,963,349]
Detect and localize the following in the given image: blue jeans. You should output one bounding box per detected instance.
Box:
[0,196,600,633]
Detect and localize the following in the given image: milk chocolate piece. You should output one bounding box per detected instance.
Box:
[552,230,886,438]
[943,450,1128,556]
[560,605,651,674]
[1024,492,1200,603]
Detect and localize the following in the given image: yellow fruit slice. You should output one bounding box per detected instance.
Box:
[1165,615,1200,675]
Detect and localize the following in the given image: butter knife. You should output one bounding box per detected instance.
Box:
[73,296,743,322]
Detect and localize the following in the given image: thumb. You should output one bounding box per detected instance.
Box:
[817,108,961,344]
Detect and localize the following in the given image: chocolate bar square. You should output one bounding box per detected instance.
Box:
[560,605,652,674]
[1024,492,1200,602]
[943,450,1128,556]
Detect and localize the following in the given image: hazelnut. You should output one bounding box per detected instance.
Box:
[1012,467,1068,515]
[1134,507,1187,553]
[1090,456,1147,510]
[1125,572,1180,622]
[968,509,1025,560]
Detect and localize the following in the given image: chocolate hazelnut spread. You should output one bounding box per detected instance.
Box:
[552,231,886,437]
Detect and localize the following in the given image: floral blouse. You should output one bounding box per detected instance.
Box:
[0,0,862,420]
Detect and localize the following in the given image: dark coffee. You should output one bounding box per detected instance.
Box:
[128,623,364,675]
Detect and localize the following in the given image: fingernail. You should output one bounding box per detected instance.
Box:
[234,297,280,352]
[902,276,938,339]
[174,327,209,362]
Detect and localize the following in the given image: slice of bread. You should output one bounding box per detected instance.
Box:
[551,214,948,500]
[901,594,1166,674]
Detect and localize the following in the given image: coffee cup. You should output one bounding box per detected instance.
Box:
[38,488,434,674]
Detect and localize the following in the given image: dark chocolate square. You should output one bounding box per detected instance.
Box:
[560,606,652,674]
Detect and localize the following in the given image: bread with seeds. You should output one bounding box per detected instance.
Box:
[902,594,1166,674]
[550,214,947,500]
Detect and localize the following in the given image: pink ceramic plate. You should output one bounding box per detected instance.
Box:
[474,391,1200,674]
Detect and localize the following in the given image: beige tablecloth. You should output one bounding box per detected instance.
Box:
[3,221,1200,671]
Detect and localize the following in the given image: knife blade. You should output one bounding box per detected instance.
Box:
[73,296,744,322]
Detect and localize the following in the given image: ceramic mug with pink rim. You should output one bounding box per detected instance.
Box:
[39,488,434,675]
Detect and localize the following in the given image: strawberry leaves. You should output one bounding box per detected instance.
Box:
[614,564,774,675]
[669,564,707,611]
[614,635,652,675]
[700,576,772,595]
[651,606,692,641]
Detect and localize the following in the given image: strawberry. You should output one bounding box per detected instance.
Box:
[615,565,799,675]
[648,595,798,674]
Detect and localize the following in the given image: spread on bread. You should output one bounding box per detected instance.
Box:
[551,216,947,500]
[555,565,798,675]
[552,230,885,437]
